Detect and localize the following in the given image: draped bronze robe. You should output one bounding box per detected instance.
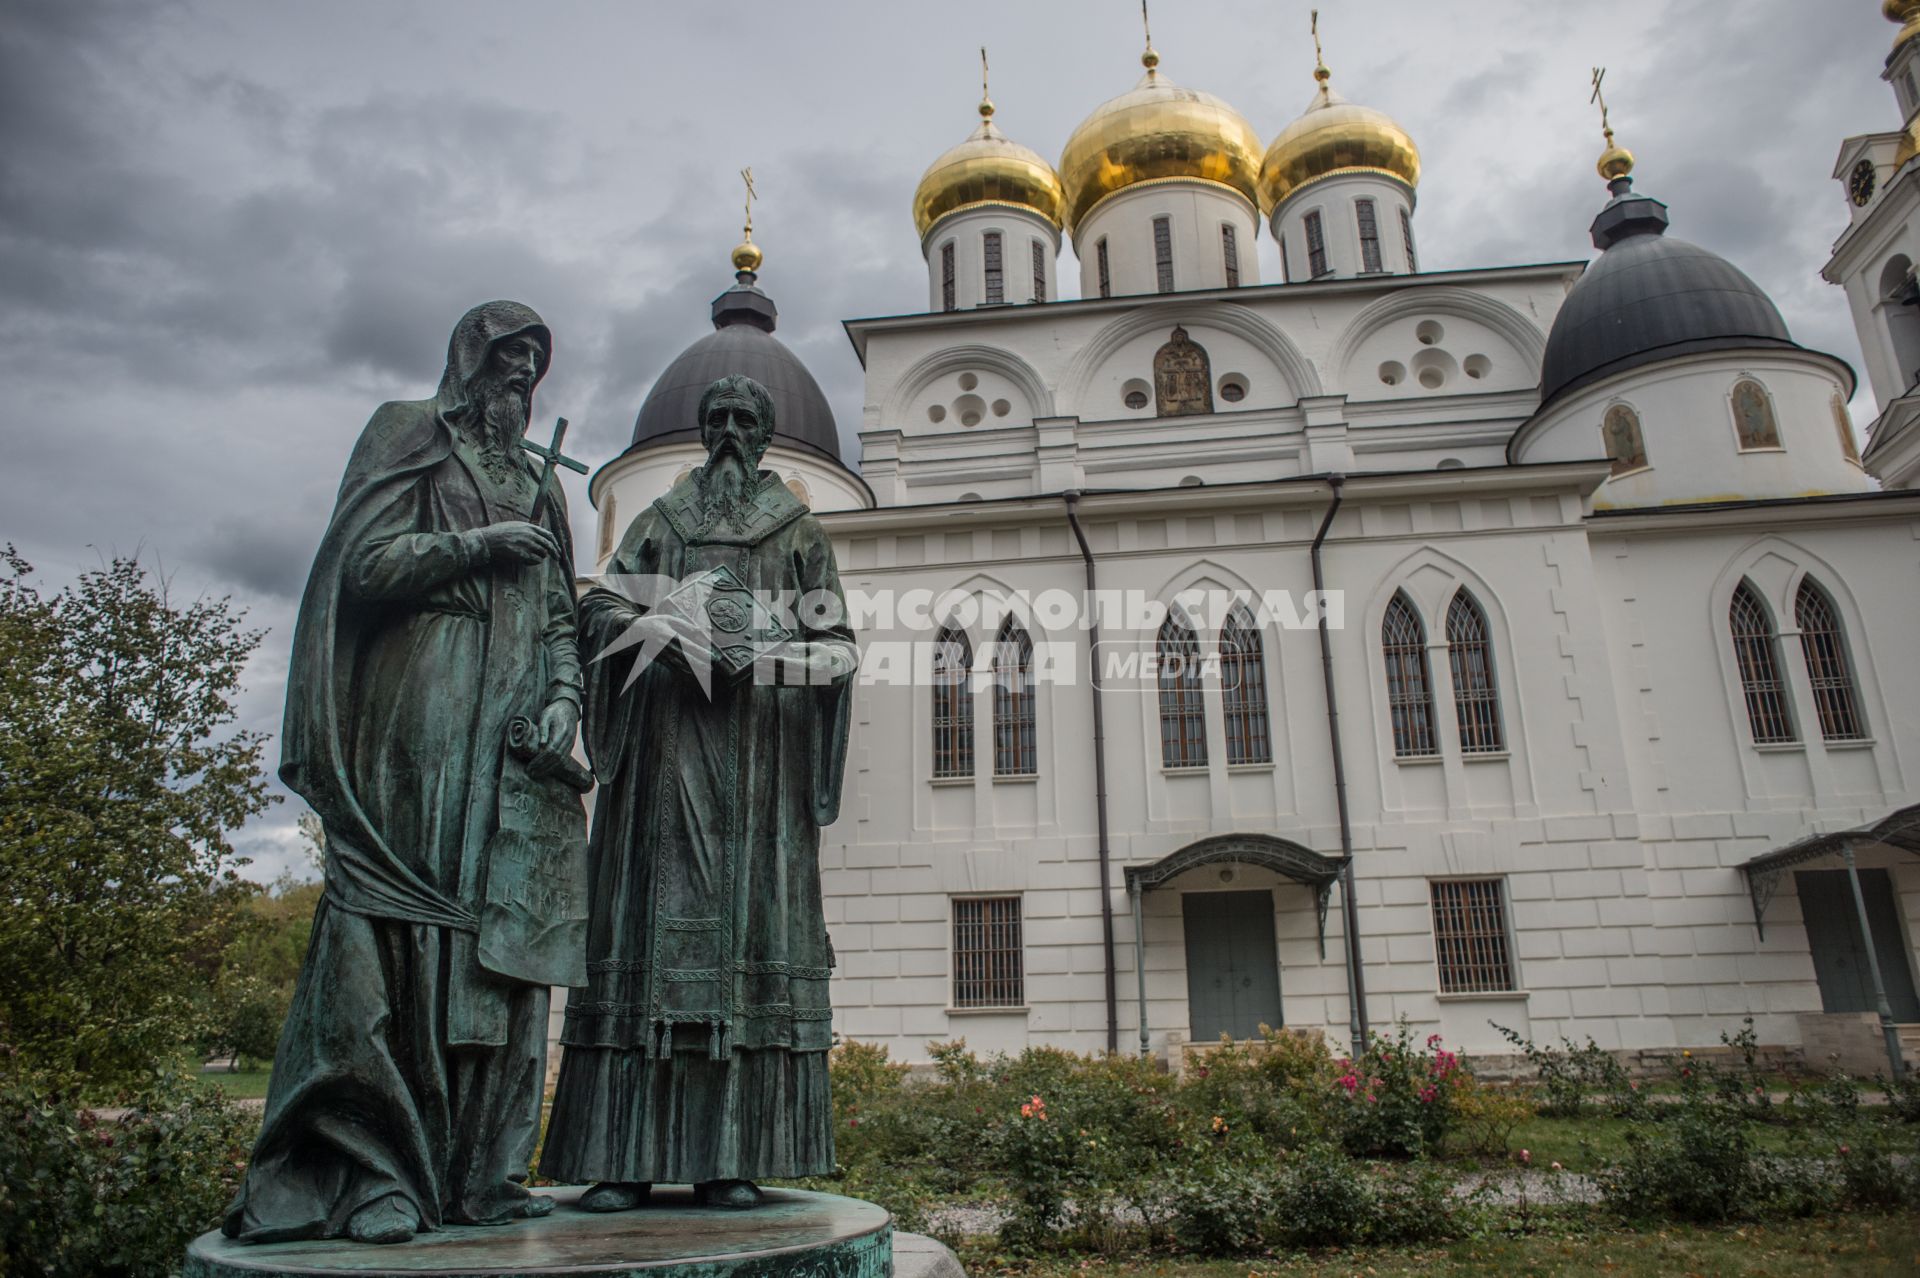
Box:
[225,385,582,1240]
[543,471,854,1185]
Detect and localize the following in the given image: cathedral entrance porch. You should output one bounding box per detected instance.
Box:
[1125,834,1345,1059]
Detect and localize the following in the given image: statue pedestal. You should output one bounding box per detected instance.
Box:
[184,1187,891,1278]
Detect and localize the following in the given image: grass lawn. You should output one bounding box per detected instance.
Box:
[960,1213,1920,1276]
[191,1065,272,1100]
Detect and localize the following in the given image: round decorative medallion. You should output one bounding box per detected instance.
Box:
[708,597,751,633]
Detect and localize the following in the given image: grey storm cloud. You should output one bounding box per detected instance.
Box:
[0,0,1899,878]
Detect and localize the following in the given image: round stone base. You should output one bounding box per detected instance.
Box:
[183,1186,891,1278]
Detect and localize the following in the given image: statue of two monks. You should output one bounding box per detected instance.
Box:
[224,302,855,1245]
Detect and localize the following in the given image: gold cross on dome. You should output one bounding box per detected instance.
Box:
[740,166,756,238]
[1591,67,1614,141]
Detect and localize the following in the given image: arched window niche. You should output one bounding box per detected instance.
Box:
[1729,580,1795,745]
[1601,403,1649,476]
[1381,591,1438,759]
[1156,608,1208,769]
[931,623,975,778]
[1729,378,1782,452]
[1220,604,1272,766]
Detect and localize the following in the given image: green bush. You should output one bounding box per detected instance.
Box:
[1331,1019,1466,1157]
[0,1063,254,1278]
[1165,1137,1279,1255]
[1599,1103,1757,1222]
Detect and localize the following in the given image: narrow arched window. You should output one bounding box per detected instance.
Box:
[1794,580,1866,741]
[1355,198,1383,273]
[1730,379,1781,450]
[1097,237,1111,298]
[982,231,1004,305]
[932,625,974,778]
[1730,581,1795,744]
[1157,609,1208,768]
[1305,210,1329,278]
[1221,223,1241,288]
[1446,589,1504,754]
[992,619,1037,776]
[1382,592,1437,758]
[940,241,956,312]
[1153,216,1174,293]
[1400,208,1418,273]
[1031,238,1047,302]
[1220,604,1272,765]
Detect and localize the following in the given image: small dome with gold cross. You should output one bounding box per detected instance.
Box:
[912,92,1064,241]
[1259,84,1421,214]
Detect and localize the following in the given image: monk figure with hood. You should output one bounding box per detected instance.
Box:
[224,301,585,1244]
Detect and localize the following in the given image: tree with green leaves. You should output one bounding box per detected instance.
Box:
[0,546,275,1089]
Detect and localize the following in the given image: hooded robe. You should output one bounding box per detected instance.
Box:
[541,466,854,1186]
[225,301,583,1240]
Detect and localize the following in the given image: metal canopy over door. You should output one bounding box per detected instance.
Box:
[1796,869,1920,1021]
[1182,890,1283,1041]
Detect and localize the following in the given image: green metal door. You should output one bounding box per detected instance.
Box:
[1182,890,1283,1041]
[1796,869,1920,1021]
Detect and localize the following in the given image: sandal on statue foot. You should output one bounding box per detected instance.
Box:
[519,1193,556,1218]
[579,1182,651,1213]
[695,1179,763,1209]
[346,1194,419,1245]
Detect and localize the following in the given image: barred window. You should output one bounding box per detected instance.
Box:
[932,625,975,777]
[1356,198,1383,273]
[1730,580,1796,744]
[1097,237,1111,298]
[992,619,1038,776]
[1400,208,1418,273]
[1220,604,1272,765]
[1158,609,1208,769]
[940,241,956,312]
[1221,223,1241,288]
[1031,238,1047,302]
[1794,580,1866,741]
[953,896,1024,1008]
[1305,211,1329,277]
[1382,591,1438,758]
[1153,216,1174,293]
[1446,589,1504,754]
[1430,879,1517,994]
[983,231,1004,305]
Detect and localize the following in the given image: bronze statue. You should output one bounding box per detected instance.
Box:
[224,301,588,1245]
[542,374,857,1210]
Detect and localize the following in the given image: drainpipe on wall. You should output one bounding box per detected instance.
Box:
[1312,476,1369,1058]
[1065,491,1120,1054]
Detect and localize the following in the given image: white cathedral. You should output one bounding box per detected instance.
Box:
[583,6,1920,1074]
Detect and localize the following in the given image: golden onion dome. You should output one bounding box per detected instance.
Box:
[912,95,1065,241]
[1888,0,1920,58]
[1258,81,1421,213]
[1056,48,1264,236]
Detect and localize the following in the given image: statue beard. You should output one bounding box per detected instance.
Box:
[698,440,759,533]
[458,370,530,484]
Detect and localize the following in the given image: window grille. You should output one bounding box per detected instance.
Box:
[932,625,974,777]
[1305,211,1329,278]
[1382,592,1438,757]
[1153,216,1175,293]
[1400,208,1418,273]
[992,619,1038,776]
[1430,879,1516,994]
[1794,580,1865,741]
[1730,581,1796,744]
[982,231,1004,305]
[1280,234,1293,284]
[1097,237,1111,298]
[1157,610,1208,768]
[953,896,1023,1008]
[1730,378,1781,450]
[1221,223,1240,288]
[1031,238,1046,302]
[1220,605,1272,765]
[1356,198,1383,273]
[940,241,956,312]
[1446,590,1504,754]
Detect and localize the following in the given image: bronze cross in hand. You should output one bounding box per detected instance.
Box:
[521,416,589,524]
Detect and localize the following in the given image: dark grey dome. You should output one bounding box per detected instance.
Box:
[1539,180,1797,408]
[628,273,848,469]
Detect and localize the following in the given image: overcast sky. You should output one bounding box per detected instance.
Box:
[1,0,1899,879]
